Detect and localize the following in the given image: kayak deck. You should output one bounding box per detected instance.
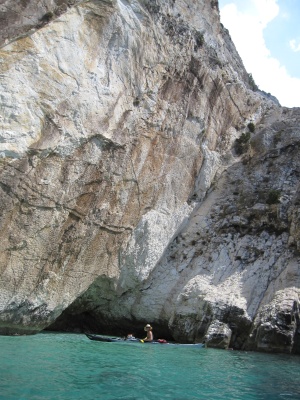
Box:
[85,333,133,342]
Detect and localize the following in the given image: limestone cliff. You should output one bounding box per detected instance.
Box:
[0,0,299,353]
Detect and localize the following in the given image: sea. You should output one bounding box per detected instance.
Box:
[1,332,300,400]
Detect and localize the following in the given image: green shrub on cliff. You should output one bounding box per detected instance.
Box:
[235,132,251,155]
[248,73,258,91]
[247,122,255,133]
[266,190,281,204]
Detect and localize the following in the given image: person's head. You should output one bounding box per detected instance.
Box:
[144,324,152,331]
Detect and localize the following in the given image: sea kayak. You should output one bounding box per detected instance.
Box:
[85,333,135,342]
[85,333,204,347]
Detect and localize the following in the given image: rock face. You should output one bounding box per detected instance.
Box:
[0,0,299,353]
[0,0,84,48]
[204,320,232,350]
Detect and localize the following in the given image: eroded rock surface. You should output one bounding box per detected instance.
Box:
[0,0,299,353]
[0,0,85,48]
[204,320,232,350]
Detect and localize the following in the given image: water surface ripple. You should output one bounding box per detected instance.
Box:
[1,333,300,399]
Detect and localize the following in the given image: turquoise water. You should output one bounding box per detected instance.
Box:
[1,333,300,400]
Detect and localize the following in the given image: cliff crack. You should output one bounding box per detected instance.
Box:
[225,85,245,119]
[93,222,133,234]
[130,158,141,211]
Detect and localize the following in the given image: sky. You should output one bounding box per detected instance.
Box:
[218,0,300,107]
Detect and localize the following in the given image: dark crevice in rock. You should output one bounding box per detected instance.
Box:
[46,310,175,341]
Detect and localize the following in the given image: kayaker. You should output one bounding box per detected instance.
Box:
[143,324,153,341]
[126,333,135,340]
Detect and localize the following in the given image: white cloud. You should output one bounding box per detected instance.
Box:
[220,0,300,107]
[252,0,279,26]
[290,39,300,53]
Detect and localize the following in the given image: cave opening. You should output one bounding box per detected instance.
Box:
[45,308,175,341]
